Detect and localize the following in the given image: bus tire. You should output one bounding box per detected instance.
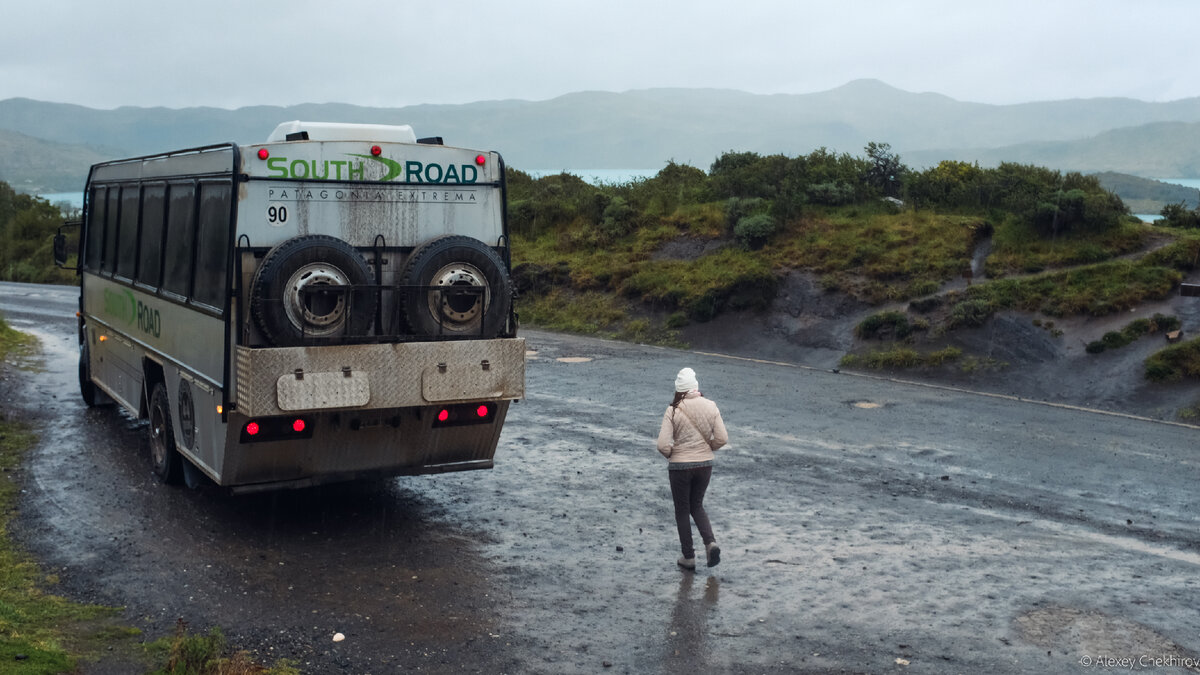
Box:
[148,382,184,485]
[250,235,377,346]
[397,236,512,338]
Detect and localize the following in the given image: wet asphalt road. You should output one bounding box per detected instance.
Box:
[3,280,1200,674]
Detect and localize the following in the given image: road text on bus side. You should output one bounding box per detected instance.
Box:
[103,288,161,338]
[265,155,480,184]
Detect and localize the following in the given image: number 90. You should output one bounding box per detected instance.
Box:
[267,204,288,224]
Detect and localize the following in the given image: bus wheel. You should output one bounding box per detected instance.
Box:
[148,383,184,485]
[397,236,512,337]
[79,343,98,406]
[250,235,377,346]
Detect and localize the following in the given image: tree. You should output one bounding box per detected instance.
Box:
[863,141,907,198]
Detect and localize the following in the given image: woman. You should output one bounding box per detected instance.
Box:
[657,367,728,569]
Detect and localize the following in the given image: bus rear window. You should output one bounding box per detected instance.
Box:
[193,182,231,310]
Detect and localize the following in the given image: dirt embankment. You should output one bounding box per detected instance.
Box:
[674,250,1200,423]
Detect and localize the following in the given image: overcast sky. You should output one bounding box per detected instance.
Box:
[3,0,1196,110]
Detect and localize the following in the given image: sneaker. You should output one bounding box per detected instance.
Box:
[706,542,721,567]
[677,556,696,570]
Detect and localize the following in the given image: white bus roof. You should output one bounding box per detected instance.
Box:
[266,121,417,144]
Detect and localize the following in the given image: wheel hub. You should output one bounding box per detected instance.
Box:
[428,263,489,329]
[283,263,351,337]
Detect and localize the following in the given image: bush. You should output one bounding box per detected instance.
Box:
[1145,338,1200,382]
[724,197,769,235]
[855,311,914,340]
[734,213,779,249]
[948,298,994,328]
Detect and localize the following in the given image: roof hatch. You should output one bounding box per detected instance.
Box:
[267,121,417,144]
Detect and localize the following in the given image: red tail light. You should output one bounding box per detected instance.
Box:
[240,417,313,443]
[431,403,496,428]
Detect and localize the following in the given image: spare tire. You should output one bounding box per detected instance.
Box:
[397,235,512,338]
[250,235,376,346]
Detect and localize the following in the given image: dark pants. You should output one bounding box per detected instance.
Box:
[669,466,715,559]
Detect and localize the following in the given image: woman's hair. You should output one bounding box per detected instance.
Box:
[670,391,687,409]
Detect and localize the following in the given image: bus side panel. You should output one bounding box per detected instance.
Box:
[85,320,141,414]
[162,364,226,483]
[217,402,510,487]
[82,276,226,389]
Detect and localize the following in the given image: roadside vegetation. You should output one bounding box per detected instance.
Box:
[0,315,295,674]
[507,146,1200,382]
[4,141,1200,384]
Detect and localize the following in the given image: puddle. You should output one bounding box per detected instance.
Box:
[846,400,884,409]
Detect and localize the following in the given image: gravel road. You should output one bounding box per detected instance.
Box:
[3,281,1200,674]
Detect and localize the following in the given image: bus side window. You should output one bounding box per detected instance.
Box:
[84,187,107,272]
[162,184,197,298]
[101,188,121,275]
[193,182,232,311]
[116,186,140,280]
[138,185,166,289]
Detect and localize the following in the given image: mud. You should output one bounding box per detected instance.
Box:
[4,282,1200,674]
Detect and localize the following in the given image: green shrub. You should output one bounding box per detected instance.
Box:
[1086,341,1107,354]
[734,213,779,249]
[724,197,769,235]
[855,311,914,340]
[1145,338,1200,382]
[1101,330,1132,350]
[909,296,942,313]
[948,298,994,328]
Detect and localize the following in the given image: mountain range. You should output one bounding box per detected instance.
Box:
[3,79,1199,195]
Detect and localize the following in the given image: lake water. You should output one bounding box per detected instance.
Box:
[37,191,84,209]
[1134,178,1200,221]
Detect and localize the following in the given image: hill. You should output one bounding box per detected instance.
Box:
[906,121,1200,178]
[1093,172,1200,215]
[3,81,1200,193]
[0,129,113,193]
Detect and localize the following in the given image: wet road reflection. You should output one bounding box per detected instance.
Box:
[666,573,719,671]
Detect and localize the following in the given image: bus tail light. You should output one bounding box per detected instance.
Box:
[240,416,314,443]
[431,403,496,428]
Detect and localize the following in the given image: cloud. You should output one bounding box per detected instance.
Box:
[1,0,1196,109]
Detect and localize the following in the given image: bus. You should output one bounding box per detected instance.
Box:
[55,121,525,492]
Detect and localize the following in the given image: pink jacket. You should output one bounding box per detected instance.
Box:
[657,392,728,463]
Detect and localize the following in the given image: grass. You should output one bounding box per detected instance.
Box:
[937,260,1182,331]
[840,346,963,370]
[1085,314,1181,354]
[0,315,295,674]
[1145,337,1200,382]
[767,210,984,302]
[984,217,1148,277]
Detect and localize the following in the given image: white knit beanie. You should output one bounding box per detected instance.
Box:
[674,367,699,393]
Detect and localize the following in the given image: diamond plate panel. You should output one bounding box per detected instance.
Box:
[235,338,525,417]
[277,371,370,411]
